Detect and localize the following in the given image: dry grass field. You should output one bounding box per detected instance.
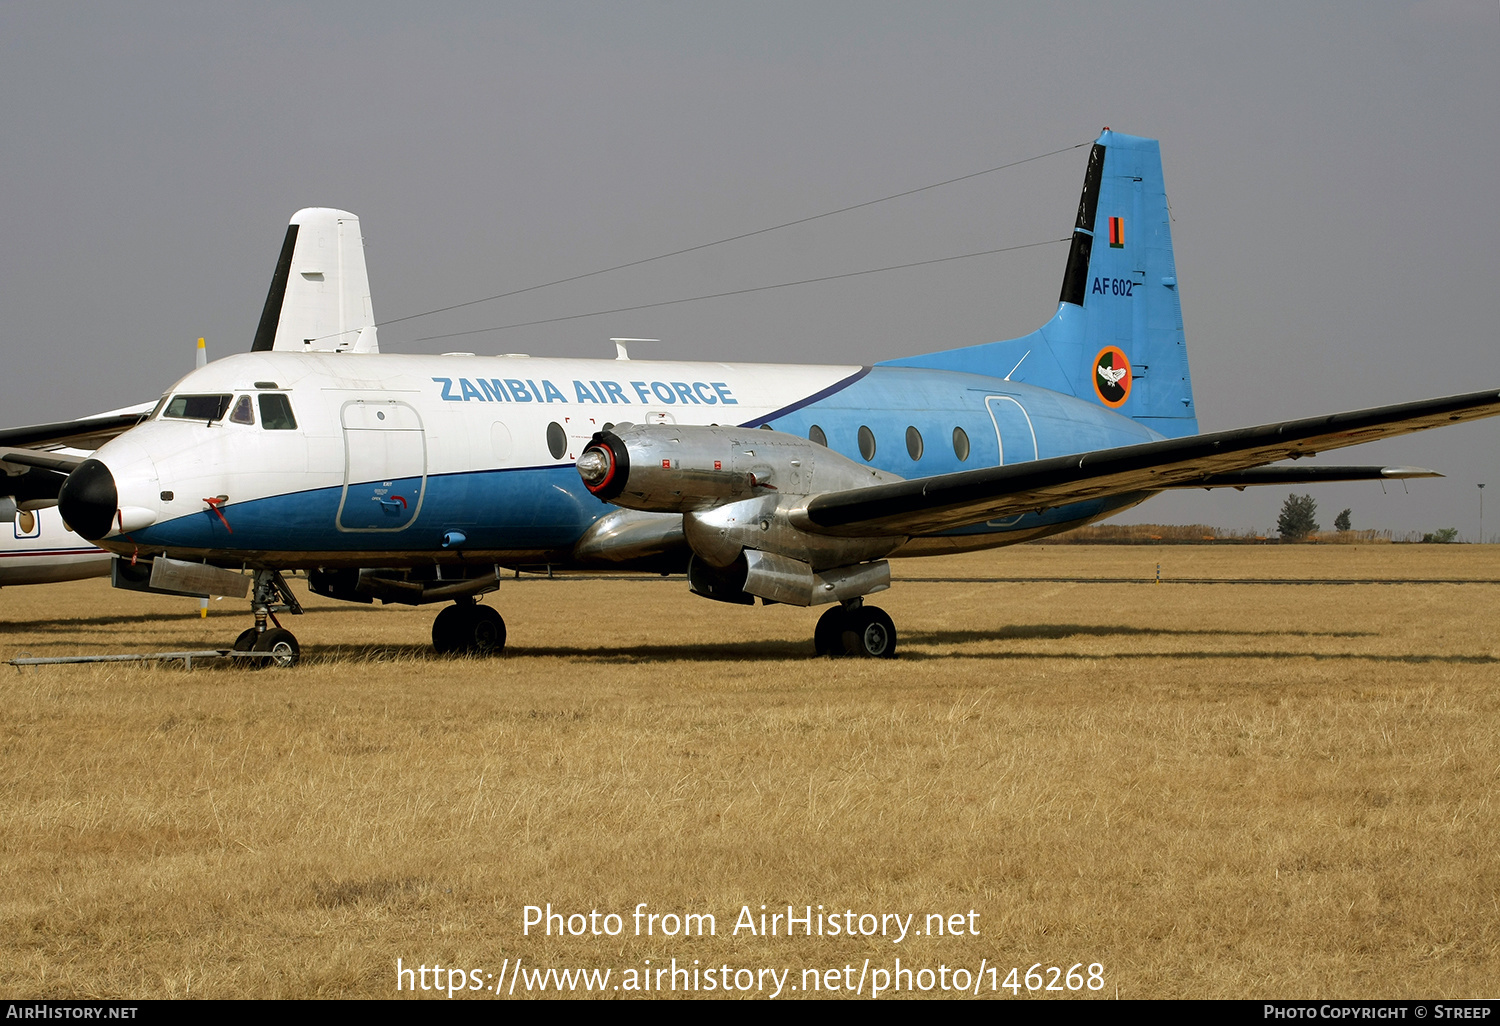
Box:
[1,545,1496,1000]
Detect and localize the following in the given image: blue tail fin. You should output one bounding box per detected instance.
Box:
[881,129,1198,438]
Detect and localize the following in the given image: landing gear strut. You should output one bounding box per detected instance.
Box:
[432,597,507,656]
[231,569,303,668]
[814,598,897,658]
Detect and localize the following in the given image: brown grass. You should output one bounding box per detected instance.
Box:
[1,545,1496,999]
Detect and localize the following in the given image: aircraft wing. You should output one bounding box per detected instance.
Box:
[799,388,1500,537]
[1159,465,1440,490]
[0,447,87,473]
[0,404,152,452]
[0,403,153,505]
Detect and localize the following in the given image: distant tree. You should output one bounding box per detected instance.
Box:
[1334,508,1352,532]
[1421,527,1459,544]
[1277,494,1320,541]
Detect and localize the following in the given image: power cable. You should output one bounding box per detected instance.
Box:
[325,138,1091,342]
[410,237,1067,343]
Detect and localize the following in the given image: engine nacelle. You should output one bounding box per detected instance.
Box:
[579,423,908,603]
[577,423,897,514]
[688,551,891,607]
[682,492,900,570]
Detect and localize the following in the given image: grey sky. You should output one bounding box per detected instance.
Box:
[3,2,1495,537]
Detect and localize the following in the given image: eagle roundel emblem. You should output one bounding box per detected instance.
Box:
[1092,346,1131,408]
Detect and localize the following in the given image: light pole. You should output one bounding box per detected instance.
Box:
[1479,484,1485,545]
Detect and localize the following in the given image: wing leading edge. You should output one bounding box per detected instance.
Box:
[797,389,1500,538]
[0,406,152,452]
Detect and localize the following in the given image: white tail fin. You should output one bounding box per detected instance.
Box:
[250,208,379,354]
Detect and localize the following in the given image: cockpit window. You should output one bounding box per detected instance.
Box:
[148,395,169,420]
[258,393,297,430]
[229,395,255,425]
[163,394,233,421]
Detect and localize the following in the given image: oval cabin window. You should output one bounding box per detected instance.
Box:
[952,426,970,461]
[546,422,568,460]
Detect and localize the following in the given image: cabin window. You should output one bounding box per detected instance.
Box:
[229,395,255,425]
[906,425,924,461]
[808,424,827,447]
[163,394,233,422]
[258,394,297,430]
[546,421,568,460]
[952,426,970,461]
[857,425,876,461]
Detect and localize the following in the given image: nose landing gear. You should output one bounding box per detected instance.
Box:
[230,569,304,668]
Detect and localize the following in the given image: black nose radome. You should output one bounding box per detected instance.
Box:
[58,459,118,541]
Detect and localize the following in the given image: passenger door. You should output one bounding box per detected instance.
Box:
[337,400,427,532]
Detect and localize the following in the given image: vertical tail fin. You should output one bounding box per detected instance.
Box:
[882,130,1197,437]
[250,208,379,354]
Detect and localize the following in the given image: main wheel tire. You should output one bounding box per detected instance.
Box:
[232,628,258,652]
[814,606,850,657]
[467,605,507,656]
[431,604,470,654]
[841,606,897,659]
[250,627,300,668]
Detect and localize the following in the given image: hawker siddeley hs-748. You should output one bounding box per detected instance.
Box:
[35,130,1499,665]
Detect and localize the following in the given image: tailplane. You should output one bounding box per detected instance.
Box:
[251,208,379,354]
[882,129,1197,437]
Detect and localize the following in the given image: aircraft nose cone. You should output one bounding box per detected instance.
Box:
[57,459,119,540]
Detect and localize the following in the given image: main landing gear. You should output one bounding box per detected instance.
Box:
[231,569,304,668]
[221,571,508,666]
[431,597,507,656]
[814,598,897,659]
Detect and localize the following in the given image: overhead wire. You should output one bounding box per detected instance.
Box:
[306,137,1092,345]
[411,237,1069,343]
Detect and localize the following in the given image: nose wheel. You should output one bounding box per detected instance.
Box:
[232,624,302,668]
[229,569,303,668]
[814,601,897,658]
[250,628,300,668]
[432,600,507,656]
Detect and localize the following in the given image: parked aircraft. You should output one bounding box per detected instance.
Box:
[0,507,108,587]
[43,130,1500,664]
[0,342,205,587]
[1,403,158,587]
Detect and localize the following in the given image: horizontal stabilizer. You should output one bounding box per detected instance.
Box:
[798,388,1500,537]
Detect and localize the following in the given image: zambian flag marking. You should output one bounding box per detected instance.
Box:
[1108,216,1124,248]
